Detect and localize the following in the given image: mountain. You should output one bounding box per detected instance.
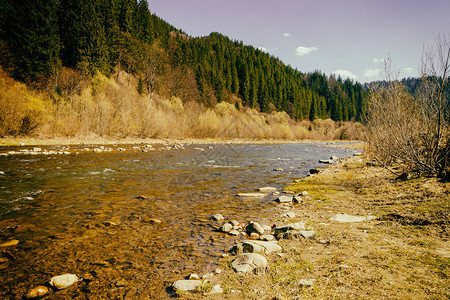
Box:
[0,0,366,122]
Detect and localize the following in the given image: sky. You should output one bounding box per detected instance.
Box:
[148,0,450,83]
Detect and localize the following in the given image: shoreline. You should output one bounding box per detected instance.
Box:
[0,136,362,147]
[173,155,449,298]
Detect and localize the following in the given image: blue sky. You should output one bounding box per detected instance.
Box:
[149,0,450,83]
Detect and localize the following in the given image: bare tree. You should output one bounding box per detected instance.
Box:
[366,34,449,178]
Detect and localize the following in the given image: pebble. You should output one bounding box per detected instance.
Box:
[228,230,240,236]
[250,233,260,239]
[49,273,80,289]
[221,223,233,232]
[25,286,49,299]
[188,273,199,280]
[260,234,275,241]
[214,268,222,274]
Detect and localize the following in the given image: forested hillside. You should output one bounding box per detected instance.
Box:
[0,0,366,124]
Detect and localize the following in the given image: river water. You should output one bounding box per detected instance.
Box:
[0,142,356,298]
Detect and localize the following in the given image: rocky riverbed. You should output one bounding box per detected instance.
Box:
[0,142,360,299]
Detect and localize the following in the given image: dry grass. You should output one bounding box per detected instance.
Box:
[201,157,449,299]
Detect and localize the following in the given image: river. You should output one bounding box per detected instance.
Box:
[0,142,357,298]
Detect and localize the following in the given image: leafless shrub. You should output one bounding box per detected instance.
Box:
[366,34,449,177]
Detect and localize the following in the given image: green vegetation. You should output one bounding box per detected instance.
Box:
[0,0,367,136]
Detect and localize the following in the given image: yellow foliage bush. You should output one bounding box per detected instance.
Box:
[0,68,364,141]
[0,68,48,136]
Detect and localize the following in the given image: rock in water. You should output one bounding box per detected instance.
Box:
[257,187,277,193]
[25,286,49,299]
[237,193,266,197]
[211,214,224,221]
[231,253,267,273]
[172,280,202,292]
[221,223,233,232]
[49,274,80,289]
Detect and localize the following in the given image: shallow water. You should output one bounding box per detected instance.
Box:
[0,142,356,298]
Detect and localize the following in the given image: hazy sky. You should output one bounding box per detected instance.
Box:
[149,0,450,83]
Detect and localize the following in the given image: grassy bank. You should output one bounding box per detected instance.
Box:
[200,156,449,299]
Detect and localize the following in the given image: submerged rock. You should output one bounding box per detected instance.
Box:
[237,193,266,197]
[231,253,267,273]
[257,187,277,193]
[211,214,224,221]
[0,239,19,247]
[319,159,334,164]
[172,280,202,292]
[329,213,377,223]
[25,286,49,299]
[220,223,233,232]
[49,273,80,289]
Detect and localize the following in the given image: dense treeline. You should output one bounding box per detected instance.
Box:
[0,0,366,122]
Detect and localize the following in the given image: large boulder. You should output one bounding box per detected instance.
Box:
[231,253,267,273]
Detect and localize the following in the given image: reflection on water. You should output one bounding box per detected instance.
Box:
[0,143,355,298]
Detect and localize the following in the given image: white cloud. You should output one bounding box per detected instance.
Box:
[372,57,384,63]
[405,67,413,74]
[364,68,381,78]
[332,69,357,80]
[295,46,318,56]
[283,33,291,37]
[257,46,268,52]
